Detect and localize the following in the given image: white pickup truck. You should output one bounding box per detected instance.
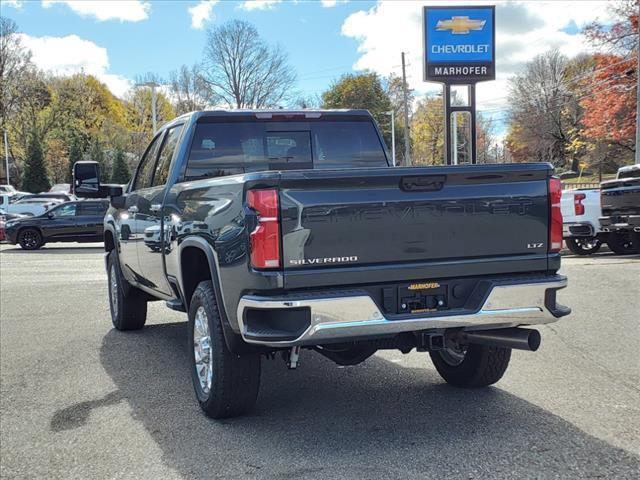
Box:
[561,188,604,255]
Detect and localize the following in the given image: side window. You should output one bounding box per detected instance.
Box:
[152,125,184,187]
[53,203,77,217]
[132,134,163,191]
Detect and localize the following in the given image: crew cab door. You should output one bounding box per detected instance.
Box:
[135,124,184,296]
[118,133,163,280]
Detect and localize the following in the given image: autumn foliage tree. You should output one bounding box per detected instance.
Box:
[580,1,638,157]
[580,54,636,152]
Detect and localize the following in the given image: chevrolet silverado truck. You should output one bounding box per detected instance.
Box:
[599,164,640,254]
[91,110,570,419]
[561,188,604,255]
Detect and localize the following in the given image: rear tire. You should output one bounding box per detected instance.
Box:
[188,281,261,419]
[606,232,638,255]
[565,236,601,255]
[430,343,511,388]
[107,250,147,330]
[18,228,43,250]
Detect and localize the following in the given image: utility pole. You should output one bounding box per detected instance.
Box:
[136,81,159,133]
[635,16,639,164]
[151,84,157,133]
[3,130,9,185]
[385,110,396,166]
[401,52,411,166]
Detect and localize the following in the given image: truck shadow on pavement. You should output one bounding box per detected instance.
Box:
[95,322,640,479]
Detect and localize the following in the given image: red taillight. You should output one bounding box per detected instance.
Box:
[246,189,280,269]
[574,192,586,216]
[549,177,563,252]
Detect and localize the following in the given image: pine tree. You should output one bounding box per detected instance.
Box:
[67,135,83,183]
[110,147,131,184]
[89,138,108,182]
[21,132,51,193]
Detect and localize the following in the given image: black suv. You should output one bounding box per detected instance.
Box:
[4,200,108,250]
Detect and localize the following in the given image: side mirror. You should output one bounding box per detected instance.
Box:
[47,212,54,219]
[109,186,126,209]
[73,161,101,198]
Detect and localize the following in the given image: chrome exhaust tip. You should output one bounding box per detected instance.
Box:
[463,328,541,352]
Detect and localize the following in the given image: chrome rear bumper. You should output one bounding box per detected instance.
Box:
[237,277,569,347]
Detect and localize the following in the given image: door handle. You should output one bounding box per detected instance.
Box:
[128,206,139,214]
[150,204,162,213]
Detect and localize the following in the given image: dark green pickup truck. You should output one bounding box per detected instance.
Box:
[75,109,571,419]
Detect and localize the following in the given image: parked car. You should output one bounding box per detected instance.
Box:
[599,164,640,254]
[17,193,76,202]
[0,208,29,240]
[0,208,29,222]
[0,194,59,217]
[561,188,604,255]
[3,200,109,250]
[95,109,569,419]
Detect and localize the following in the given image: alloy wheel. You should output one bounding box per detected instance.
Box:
[109,264,119,318]
[193,306,213,395]
[438,344,467,366]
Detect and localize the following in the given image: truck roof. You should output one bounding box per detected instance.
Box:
[618,164,640,173]
[160,109,374,131]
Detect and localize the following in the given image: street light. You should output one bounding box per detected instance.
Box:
[384,110,396,166]
[136,81,160,133]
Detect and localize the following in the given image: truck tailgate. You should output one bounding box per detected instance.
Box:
[279,164,552,286]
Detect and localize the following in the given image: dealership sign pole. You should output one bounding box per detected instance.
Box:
[423,5,495,165]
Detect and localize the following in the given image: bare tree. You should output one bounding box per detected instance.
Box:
[201,20,296,109]
[0,17,34,129]
[507,49,571,166]
[168,64,210,115]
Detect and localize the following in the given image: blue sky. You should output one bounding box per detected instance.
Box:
[3,0,617,140]
[4,0,376,99]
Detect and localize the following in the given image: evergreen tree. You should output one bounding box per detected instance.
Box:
[110,147,130,184]
[21,132,51,193]
[67,135,83,183]
[89,137,108,181]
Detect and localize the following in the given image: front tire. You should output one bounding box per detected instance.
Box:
[606,232,638,255]
[188,281,261,419]
[18,228,43,250]
[565,236,602,255]
[107,250,147,330]
[430,343,511,388]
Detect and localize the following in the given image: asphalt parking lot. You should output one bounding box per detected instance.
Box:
[0,243,639,479]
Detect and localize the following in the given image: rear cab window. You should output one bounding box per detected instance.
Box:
[184,116,388,181]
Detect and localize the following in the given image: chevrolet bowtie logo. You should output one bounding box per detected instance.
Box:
[436,16,486,34]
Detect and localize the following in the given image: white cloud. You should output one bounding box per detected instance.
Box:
[321,0,347,7]
[19,33,132,97]
[4,0,23,8]
[189,0,219,29]
[41,0,151,22]
[341,0,617,112]
[240,0,281,11]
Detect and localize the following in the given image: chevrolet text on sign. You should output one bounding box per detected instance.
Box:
[423,5,496,83]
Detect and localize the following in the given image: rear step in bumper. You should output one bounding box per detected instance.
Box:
[237,277,569,347]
